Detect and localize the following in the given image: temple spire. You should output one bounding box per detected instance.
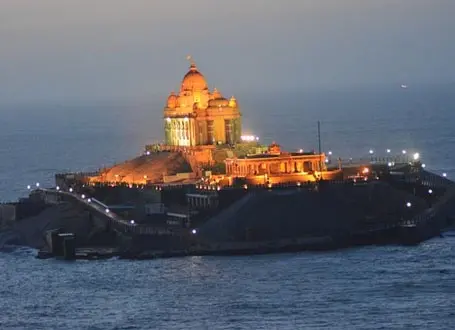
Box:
[186,55,196,69]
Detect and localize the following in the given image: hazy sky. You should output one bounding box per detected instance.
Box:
[1,0,454,104]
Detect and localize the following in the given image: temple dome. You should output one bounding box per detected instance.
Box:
[181,63,208,92]
[208,98,229,107]
[167,92,178,108]
[212,88,223,99]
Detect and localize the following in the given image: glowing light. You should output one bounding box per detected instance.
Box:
[421,164,426,168]
[267,183,272,189]
[105,208,110,213]
[243,184,248,190]
[428,189,433,194]
[443,173,447,177]
[130,220,135,224]
[240,135,258,142]
[362,167,369,174]
[27,185,31,190]
[87,198,92,203]
[184,117,189,122]
[81,194,85,199]
[297,182,301,187]
[388,162,393,167]
[166,117,171,123]
[192,229,197,234]
[146,151,151,156]
[299,149,304,153]
[36,182,40,187]
[386,149,391,153]
[69,188,73,193]
[328,151,333,155]
[402,150,407,155]
[216,186,221,191]
[369,149,374,154]
[413,153,420,161]
[325,158,329,163]
[406,202,412,208]
[56,186,60,191]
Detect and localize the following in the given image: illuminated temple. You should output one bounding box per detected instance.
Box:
[86,58,338,186]
[163,57,242,146]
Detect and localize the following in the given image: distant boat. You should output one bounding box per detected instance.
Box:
[401,84,408,89]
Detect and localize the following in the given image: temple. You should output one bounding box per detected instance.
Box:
[163,57,242,147]
[225,142,330,184]
[87,58,337,186]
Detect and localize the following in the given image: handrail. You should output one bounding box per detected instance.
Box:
[36,188,186,237]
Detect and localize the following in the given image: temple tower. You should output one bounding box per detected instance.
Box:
[163,57,242,146]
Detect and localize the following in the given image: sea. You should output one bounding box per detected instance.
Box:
[1,84,455,329]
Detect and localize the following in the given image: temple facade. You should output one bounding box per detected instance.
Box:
[224,143,333,183]
[163,58,242,147]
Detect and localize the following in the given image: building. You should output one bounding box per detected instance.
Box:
[163,57,242,147]
[224,142,340,184]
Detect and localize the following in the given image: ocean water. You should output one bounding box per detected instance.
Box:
[1,84,455,329]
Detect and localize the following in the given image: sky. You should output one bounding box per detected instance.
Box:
[0,0,454,104]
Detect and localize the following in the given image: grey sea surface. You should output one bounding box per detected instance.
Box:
[1,84,455,329]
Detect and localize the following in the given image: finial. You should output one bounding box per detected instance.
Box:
[186,55,196,68]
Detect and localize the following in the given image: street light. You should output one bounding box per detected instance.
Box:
[406,202,412,208]
[191,229,197,234]
[443,173,447,177]
[130,220,135,225]
[413,153,420,161]
[328,151,333,156]
[369,149,374,155]
[386,149,391,153]
[36,182,40,187]
[402,150,407,155]
[421,164,426,168]
[56,186,60,191]
[69,187,73,193]
[27,185,31,190]
[81,194,85,199]
[428,189,433,194]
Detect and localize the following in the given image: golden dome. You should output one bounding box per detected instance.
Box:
[181,62,208,92]
[208,98,229,108]
[229,96,237,108]
[167,92,177,108]
[212,88,223,99]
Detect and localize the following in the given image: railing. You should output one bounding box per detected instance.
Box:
[339,156,413,166]
[36,188,186,237]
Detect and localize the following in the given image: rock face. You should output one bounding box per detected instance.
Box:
[0,202,91,249]
[198,181,429,242]
[93,151,192,183]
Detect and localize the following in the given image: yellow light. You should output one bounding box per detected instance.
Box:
[267,183,272,188]
[362,167,369,174]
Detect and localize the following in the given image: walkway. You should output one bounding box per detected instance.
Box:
[36,188,182,236]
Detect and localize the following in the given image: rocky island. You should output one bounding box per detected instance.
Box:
[2,58,455,260]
